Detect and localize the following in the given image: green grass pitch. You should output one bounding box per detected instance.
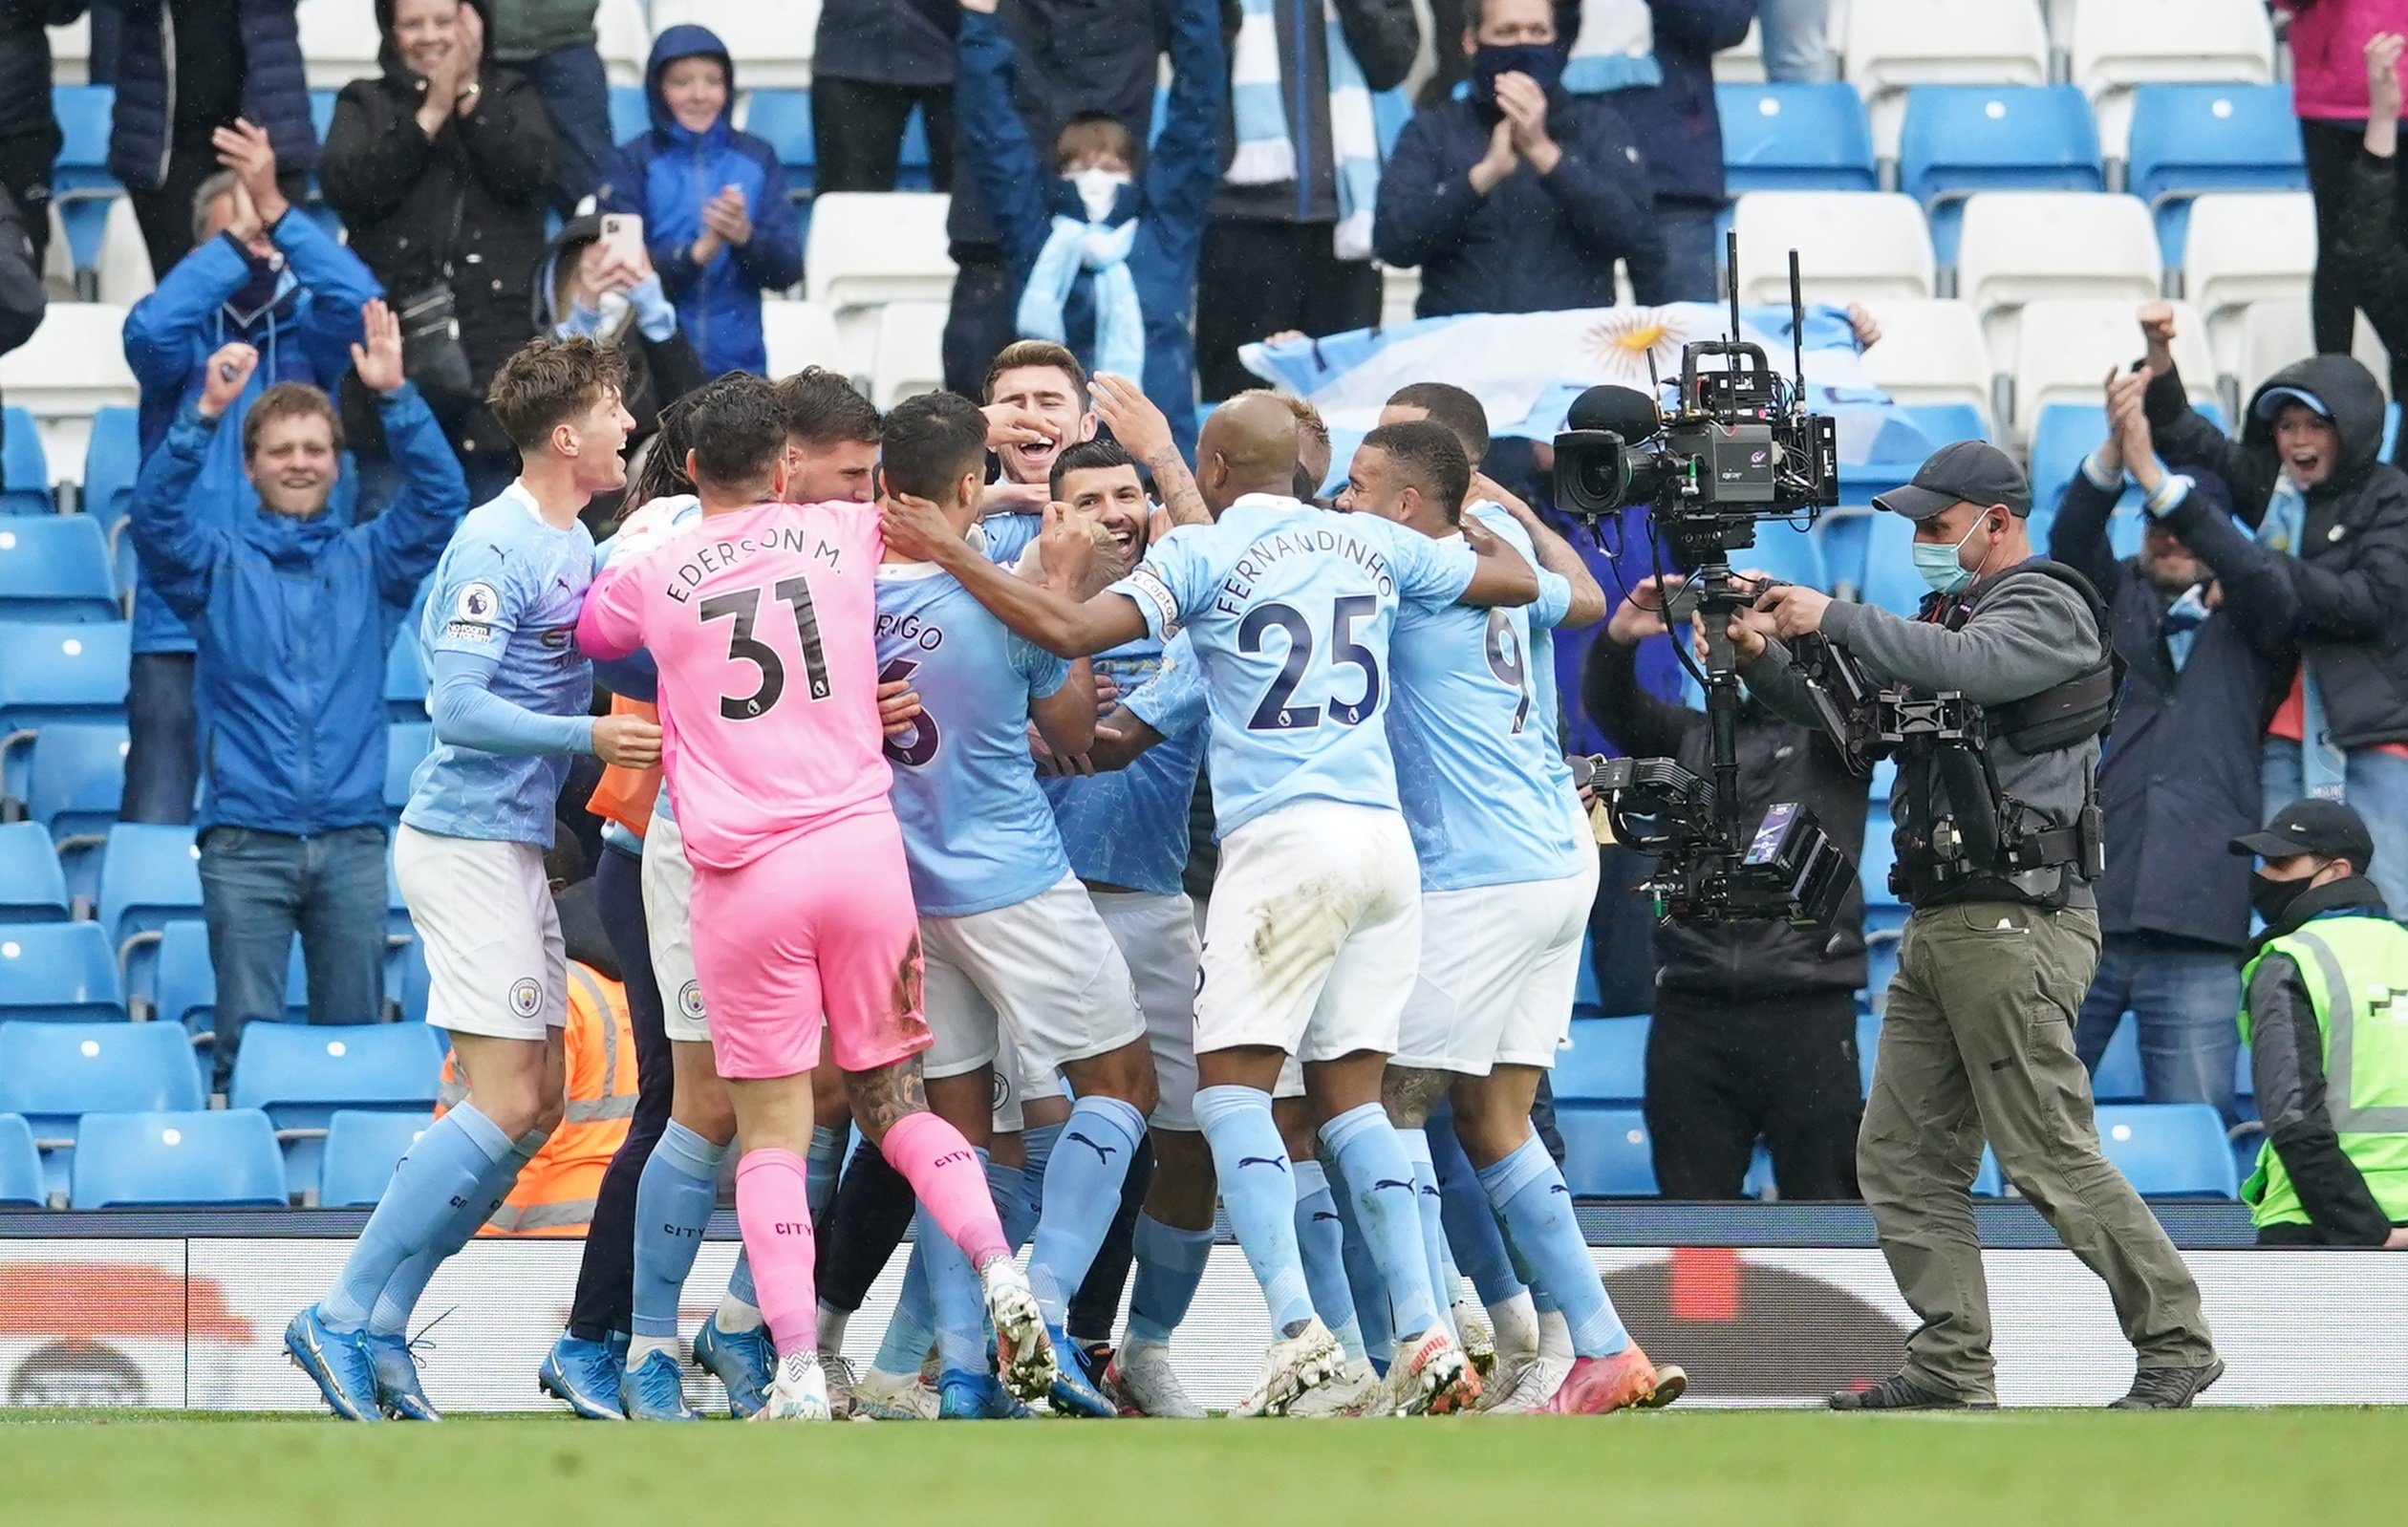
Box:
[0,1409,2393,1527]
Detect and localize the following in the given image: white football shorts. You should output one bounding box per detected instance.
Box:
[921,873,1147,1084]
[396,824,566,1041]
[1092,888,1200,1130]
[641,807,711,1043]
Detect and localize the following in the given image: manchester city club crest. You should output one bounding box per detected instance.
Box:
[678,981,706,1021]
[507,978,543,1020]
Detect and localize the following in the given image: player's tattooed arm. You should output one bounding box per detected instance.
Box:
[882,495,1150,656]
[1092,373,1208,529]
[1481,476,1606,628]
[846,1057,931,1145]
[1380,1065,1451,1129]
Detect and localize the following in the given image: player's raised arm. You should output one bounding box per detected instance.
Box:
[1455,514,1541,608]
[885,494,1150,657]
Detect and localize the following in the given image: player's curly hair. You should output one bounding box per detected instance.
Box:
[241,382,345,461]
[684,374,789,494]
[627,391,700,507]
[486,335,629,453]
[1360,419,1471,526]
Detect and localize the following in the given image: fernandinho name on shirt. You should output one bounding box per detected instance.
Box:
[1211,524,1398,615]
[660,522,848,604]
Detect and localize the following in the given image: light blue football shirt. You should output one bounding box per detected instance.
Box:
[876,562,1074,917]
[403,484,596,846]
[978,508,1043,568]
[1107,494,1477,837]
[1042,632,1208,895]
[1387,504,1587,891]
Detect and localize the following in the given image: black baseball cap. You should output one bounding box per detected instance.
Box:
[1872,441,2032,522]
[2229,798,2376,869]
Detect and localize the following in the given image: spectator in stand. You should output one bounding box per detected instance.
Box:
[1585,571,1867,1200]
[1560,0,1752,304]
[813,0,958,192]
[1195,0,1418,401]
[2333,32,2408,449]
[323,0,555,504]
[597,25,803,381]
[0,2,86,272]
[940,0,1162,399]
[2052,370,2293,1127]
[531,213,705,518]
[92,0,317,276]
[489,0,612,216]
[0,185,41,451]
[118,123,380,825]
[127,304,468,1090]
[956,0,1223,461]
[1374,0,1661,318]
[2138,301,2408,913]
[2282,1,2408,401]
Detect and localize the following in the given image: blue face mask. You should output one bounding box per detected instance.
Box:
[1471,43,1565,104]
[1912,514,1989,595]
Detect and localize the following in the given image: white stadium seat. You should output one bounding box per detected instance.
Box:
[1732,191,1935,306]
[296,0,388,91]
[1841,0,2050,159]
[47,14,91,86]
[2069,0,2276,160]
[650,0,823,89]
[2236,302,2394,406]
[870,301,949,409]
[0,304,140,485]
[1380,265,1420,330]
[1954,192,2161,360]
[760,299,849,379]
[2182,192,2316,376]
[2010,298,2214,438]
[805,192,957,367]
[1857,298,1995,429]
[595,0,655,87]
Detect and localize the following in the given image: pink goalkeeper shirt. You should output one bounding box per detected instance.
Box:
[577,500,894,871]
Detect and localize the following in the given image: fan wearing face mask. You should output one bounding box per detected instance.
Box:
[954,0,1225,462]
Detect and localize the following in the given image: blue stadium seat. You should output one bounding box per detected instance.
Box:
[0,1111,43,1205]
[1897,85,2105,266]
[0,923,125,1022]
[1870,757,1897,803]
[2089,1019,2146,1102]
[1859,825,1899,908]
[1372,87,1411,161]
[1895,402,1991,448]
[2094,1103,2240,1197]
[14,722,129,846]
[1860,511,1928,616]
[610,83,651,146]
[392,936,429,1024]
[1554,1016,1648,1106]
[231,1021,446,1195]
[1972,1149,2005,1197]
[1718,82,1878,193]
[49,84,120,281]
[95,824,204,973]
[0,515,120,622]
[896,106,933,190]
[386,721,432,820]
[1856,1010,1881,1092]
[79,406,143,600]
[70,1108,288,1208]
[0,822,69,922]
[742,89,814,194]
[1,407,50,513]
[1556,1108,1657,1196]
[385,849,414,941]
[0,1020,202,1195]
[150,919,218,1040]
[1814,509,1875,599]
[2125,84,2305,269]
[2028,403,2127,526]
[319,1108,433,1207]
[1739,524,1827,590]
[385,634,428,721]
[0,622,130,733]
[308,90,338,144]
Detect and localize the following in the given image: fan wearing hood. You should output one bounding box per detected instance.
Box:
[2137,304,2408,913]
[596,27,803,380]
[956,0,1224,462]
[532,215,706,478]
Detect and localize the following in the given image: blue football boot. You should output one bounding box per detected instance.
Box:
[691,1314,773,1418]
[1044,1324,1116,1417]
[539,1331,628,1420]
[936,1368,1034,1420]
[284,1306,382,1423]
[620,1348,700,1422]
[364,1331,442,1420]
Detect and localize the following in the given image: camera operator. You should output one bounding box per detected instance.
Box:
[1738,441,2224,1412]
[1584,571,1865,1201]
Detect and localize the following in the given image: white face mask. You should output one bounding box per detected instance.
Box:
[1067,166,1131,223]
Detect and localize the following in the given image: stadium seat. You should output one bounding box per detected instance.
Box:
[1954,194,2161,364]
[148,919,217,1042]
[760,299,849,378]
[2089,1019,2146,1103]
[385,634,428,722]
[0,516,119,622]
[1895,402,1991,450]
[608,83,652,147]
[49,83,118,288]
[1740,524,1827,590]
[1860,510,1928,615]
[70,1108,288,1208]
[0,1111,44,1205]
[1858,298,1994,427]
[2094,1103,2240,1197]
[1717,83,1878,193]
[741,89,814,192]
[296,0,387,89]
[0,1020,201,1155]
[2182,192,2316,373]
[47,10,90,84]
[385,848,413,942]
[1731,192,1935,306]
[392,936,430,1025]
[1841,0,2051,160]
[1,407,49,513]
[2009,299,2215,440]
[0,622,129,735]
[650,0,821,89]
[1814,508,1874,598]
[81,405,142,537]
[2234,302,2392,411]
[94,824,203,967]
[894,106,935,192]
[1553,1016,1648,1106]
[0,823,68,923]
[595,0,654,85]
[1556,1108,1657,1197]
[1897,86,2104,266]
[0,924,123,1023]
[9,721,128,845]
[385,721,431,821]
[2069,0,2276,161]
[319,1108,434,1208]
[805,194,957,366]
[871,301,948,408]
[231,1021,446,1196]
[2124,85,2304,265]
[2026,403,2124,525]
[1712,17,1766,84]
[0,306,140,476]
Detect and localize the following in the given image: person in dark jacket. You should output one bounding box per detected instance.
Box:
[322,0,554,503]
[957,0,1222,460]
[941,0,1164,399]
[1195,0,1418,400]
[2051,377,2292,1127]
[0,1,87,271]
[118,133,381,825]
[813,0,959,192]
[597,26,804,381]
[0,183,42,456]
[2229,799,2408,1249]
[1584,570,1867,1200]
[1374,0,1661,317]
[129,303,468,1088]
[2136,305,2408,914]
[93,0,318,276]
[490,0,611,215]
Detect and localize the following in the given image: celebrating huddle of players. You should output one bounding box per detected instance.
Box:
[280,331,1686,1424]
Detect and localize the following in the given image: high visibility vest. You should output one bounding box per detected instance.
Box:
[2237,914,2408,1230]
[441,961,641,1237]
[587,697,662,841]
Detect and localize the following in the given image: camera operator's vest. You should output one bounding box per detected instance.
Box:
[1892,560,2120,911]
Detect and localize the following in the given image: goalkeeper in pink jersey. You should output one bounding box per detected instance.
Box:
[576,374,1056,1420]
